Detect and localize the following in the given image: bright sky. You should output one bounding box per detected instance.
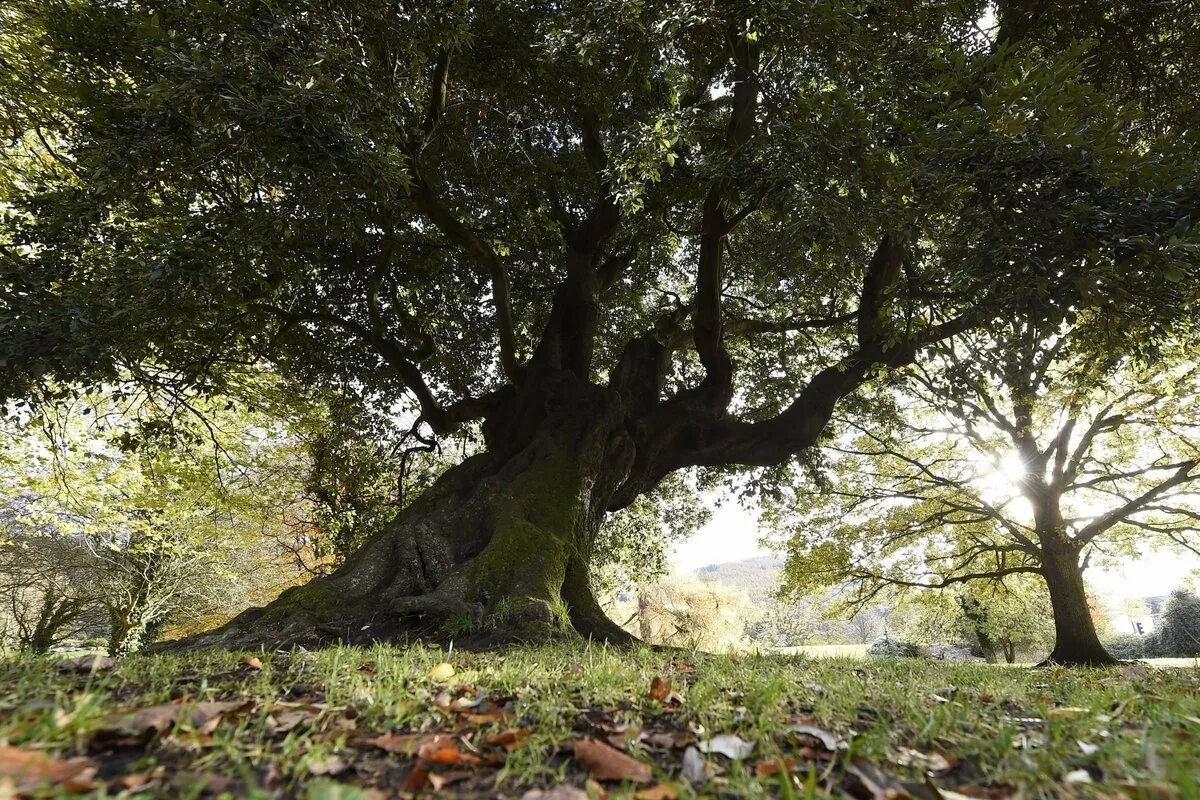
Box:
[669,498,1200,603]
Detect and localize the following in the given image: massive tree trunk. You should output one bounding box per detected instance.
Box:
[1039,539,1117,666]
[201,376,640,649]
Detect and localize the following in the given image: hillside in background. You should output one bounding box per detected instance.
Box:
[696,556,783,602]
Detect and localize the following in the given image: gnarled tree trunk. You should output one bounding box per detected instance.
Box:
[202,376,639,649]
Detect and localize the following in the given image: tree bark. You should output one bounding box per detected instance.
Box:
[196,376,639,649]
[1039,541,1117,666]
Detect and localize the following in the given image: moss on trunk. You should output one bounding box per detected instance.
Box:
[190,379,637,650]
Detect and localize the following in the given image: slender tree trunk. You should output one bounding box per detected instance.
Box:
[1039,540,1117,666]
[196,377,640,649]
[637,592,652,641]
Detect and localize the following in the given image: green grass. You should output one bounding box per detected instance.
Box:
[776,644,870,659]
[1,644,1198,798]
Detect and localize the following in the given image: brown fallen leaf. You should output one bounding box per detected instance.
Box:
[364,732,425,754]
[112,703,181,736]
[416,734,461,761]
[755,758,798,777]
[573,739,653,784]
[634,782,678,800]
[605,724,642,750]
[649,676,671,702]
[403,765,430,792]
[190,701,254,735]
[240,655,264,670]
[425,746,481,766]
[485,728,530,751]
[0,744,97,793]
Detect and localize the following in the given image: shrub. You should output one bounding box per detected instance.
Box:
[867,636,921,658]
[1158,590,1200,657]
[1103,633,1149,659]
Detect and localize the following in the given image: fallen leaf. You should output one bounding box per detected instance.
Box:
[428,662,456,682]
[699,734,754,760]
[240,655,264,670]
[403,765,430,792]
[425,746,481,766]
[308,755,349,776]
[112,703,181,736]
[55,655,115,674]
[428,770,471,791]
[520,787,589,800]
[895,748,956,773]
[1078,740,1099,756]
[0,745,97,793]
[755,758,798,776]
[634,782,678,800]
[190,701,253,734]
[641,732,680,749]
[364,732,425,754]
[649,677,671,702]
[680,746,714,785]
[605,724,642,750]
[1064,769,1092,784]
[573,739,653,783]
[270,709,317,734]
[1046,706,1090,718]
[790,724,842,751]
[485,728,530,750]
[416,734,461,762]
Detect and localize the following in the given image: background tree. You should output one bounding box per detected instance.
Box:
[2,0,1197,646]
[770,328,1200,664]
[616,575,754,652]
[0,529,98,652]
[0,380,316,652]
[901,576,1055,663]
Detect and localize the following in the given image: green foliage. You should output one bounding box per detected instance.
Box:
[0,378,310,651]
[901,577,1055,663]
[767,325,1200,619]
[593,472,710,594]
[1103,633,1152,661]
[1158,589,1200,658]
[2,0,1196,433]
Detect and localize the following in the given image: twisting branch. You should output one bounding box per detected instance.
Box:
[691,19,761,399]
[408,52,521,382]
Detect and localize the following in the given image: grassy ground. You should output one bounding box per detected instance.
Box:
[1,644,1198,799]
[777,645,870,659]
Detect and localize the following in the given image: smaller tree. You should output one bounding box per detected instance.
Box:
[1158,589,1200,657]
[620,576,754,652]
[1,378,317,653]
[902,577,1055,663]
[769,327,1200,665]
[0,533,98,653]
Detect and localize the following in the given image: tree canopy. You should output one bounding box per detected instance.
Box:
[2,0,1198,646]
[768,323,1200,663]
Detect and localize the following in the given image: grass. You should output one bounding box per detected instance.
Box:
[776,645,870,659]
[1,643,1199,798]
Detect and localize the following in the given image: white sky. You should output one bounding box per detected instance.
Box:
[669,498,1200,603]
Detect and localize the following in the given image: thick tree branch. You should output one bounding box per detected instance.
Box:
[1074,460,1200,545]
